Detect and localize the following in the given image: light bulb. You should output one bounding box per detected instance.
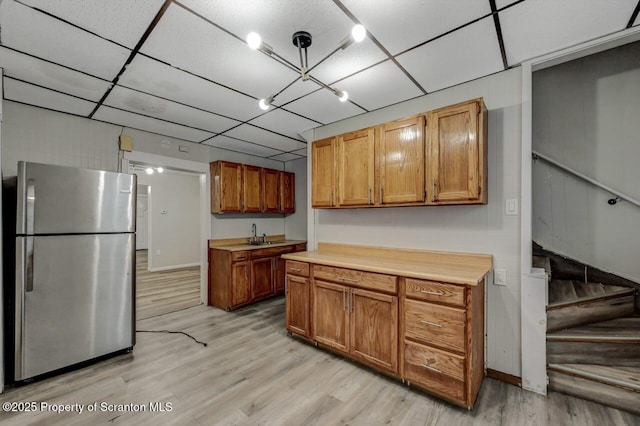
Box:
[157,167,164,173]
[336,90,349,102]
[351,24,366,43]
[258,95,274,110]
[247,32,262,50]
[145,167,154,175]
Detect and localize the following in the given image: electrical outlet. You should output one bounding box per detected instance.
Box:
[494,269,507,286]
[156,249,161,256]
[505,198,519,216]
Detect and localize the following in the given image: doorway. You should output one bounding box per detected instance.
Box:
[124,153,210,320]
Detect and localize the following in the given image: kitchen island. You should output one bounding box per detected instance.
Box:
[282,242,491,409]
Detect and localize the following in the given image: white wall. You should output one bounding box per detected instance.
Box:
[135,170,200,270]
[136,186,149,250]
[532,41,640,283]
[307,68,523,377]
[284,157,307,240]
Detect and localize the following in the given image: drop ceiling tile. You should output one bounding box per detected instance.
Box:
[0,47,111,101]
[336,60,422,111]
[248,108,320,140]
[500,0,637,66]
[93,106,214,142]
[3,79,96,116]
[140,4,298,98]
[119,55,259,122]
[310,39,387,84]
[269,153,303,162]
[495,0,522,9]
[105,86,239,133]
[0,0,130,80]
[285,89,364,125]
[20,0,166,49]
[225,125,307,152]
[342,0,491,55]
[396,17,503,93]
[203,135,282,158]
[290,148,308,157]
[179,0,364,70]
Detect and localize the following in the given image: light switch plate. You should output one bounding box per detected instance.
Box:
[494,269,507,286]
[505,198,519,216]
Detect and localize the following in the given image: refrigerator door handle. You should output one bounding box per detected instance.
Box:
[26,178,35,234]
[26,237,34,292]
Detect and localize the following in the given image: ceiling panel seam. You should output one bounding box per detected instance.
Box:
[88,0,173,119]
[628,1,640,28]
[4,75,98,103]
[332,0,427,95]
[0,46,112,82]
[12,0,131,50]
[198,134,288,154]
[101,104,219,135]
[489,0,509,69]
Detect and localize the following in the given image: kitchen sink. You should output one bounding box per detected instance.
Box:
[247,240,274,246]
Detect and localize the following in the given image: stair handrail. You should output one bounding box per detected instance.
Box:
[532,150,640,209]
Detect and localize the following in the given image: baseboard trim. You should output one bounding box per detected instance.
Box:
[487,369,522,387]
[149,262,200,272]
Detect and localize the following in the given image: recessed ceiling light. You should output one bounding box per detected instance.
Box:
[156,167,164,173]
[145,167,154,175]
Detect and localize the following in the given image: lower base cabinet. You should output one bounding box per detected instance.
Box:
[209,243,306,311]
[284,259,485,409]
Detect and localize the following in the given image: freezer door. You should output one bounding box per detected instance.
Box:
[16,161,136,235]
[15,234,135,381]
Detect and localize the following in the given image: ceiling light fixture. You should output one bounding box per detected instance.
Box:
[156,167,164,173]
[248,24,367,110]
[145,167,154,175]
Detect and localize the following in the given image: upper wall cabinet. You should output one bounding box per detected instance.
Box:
[280,171,295,214]
[427,99,487,205]
[379,116,425,205]
[311,98,487,209]
[211,161,242,213]
[210,161,295,214]
[242,165,262,213]
[311,137,336,208]
[262,168,280,213]
[337,128,375,207]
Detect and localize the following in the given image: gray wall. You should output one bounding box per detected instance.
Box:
[308,68,524,377]
[284,157,307,240]
[533,41,640,283]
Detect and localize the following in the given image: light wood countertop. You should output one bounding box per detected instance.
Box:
[209,235,307,252]
[282,243,492,286]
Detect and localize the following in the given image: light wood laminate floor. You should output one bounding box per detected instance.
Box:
[136,250,201,320]
[1,297,638,425]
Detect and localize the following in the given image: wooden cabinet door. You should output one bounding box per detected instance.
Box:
[262,168,280,213]
[428,100,483,204]
[311,137,336,207]
[350,288,398,373]
[337,128,375,206]
[286,275,310,337]
[242,165,262,212]
[280,171,295,213]
[313,280,349,353]
[275,257,286,293]
[379,116,425,204]
[230,261,250,306]
[211,161,242,213]
[251,257,274,300]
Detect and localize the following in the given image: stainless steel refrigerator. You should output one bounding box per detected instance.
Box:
[3,161,136,382]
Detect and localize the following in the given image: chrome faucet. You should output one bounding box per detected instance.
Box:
[251,223,257,242]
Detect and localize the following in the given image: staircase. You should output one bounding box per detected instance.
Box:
[536,254,640,415]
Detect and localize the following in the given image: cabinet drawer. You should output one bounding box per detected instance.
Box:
[404,299,465,352]
[404,340,465,402]
[286,260,309,277]
[313,264,397,294]
[231,251,249,262]
[405,278,465,307]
